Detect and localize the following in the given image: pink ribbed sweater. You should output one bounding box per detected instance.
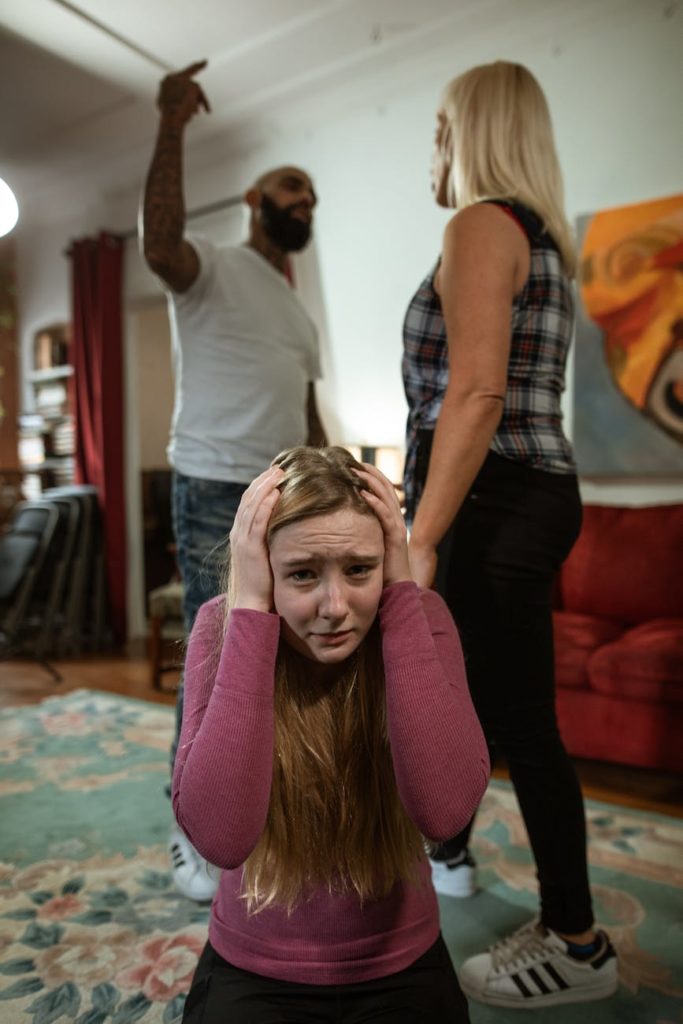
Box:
[173,580,489,985]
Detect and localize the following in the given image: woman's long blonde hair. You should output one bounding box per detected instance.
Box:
[225,446,425,913]
[440,60,576,275]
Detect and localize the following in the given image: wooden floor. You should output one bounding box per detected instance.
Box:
[1,649,682,819]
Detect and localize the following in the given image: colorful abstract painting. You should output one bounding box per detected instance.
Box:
[574,193,683,475]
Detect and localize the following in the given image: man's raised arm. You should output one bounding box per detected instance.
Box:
[141,60,210,293]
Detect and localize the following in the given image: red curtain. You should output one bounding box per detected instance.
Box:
[70,232,127,644]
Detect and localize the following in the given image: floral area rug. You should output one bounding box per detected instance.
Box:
[1,690,682,1024]
[1,691,207,1024]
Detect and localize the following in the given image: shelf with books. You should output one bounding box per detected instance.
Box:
[27,365,74,385]
[19,323,75,498]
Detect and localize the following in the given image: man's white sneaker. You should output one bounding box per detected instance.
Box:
[169,827,219,903]
[430,850,477,898]
[459,919,618,1008]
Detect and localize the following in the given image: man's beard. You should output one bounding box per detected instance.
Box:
[260,194,312,252]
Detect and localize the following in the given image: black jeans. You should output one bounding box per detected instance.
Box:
[416,439,592,934]
[182,935,470,1023]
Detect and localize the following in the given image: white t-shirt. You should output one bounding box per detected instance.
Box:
[165,240,321,483]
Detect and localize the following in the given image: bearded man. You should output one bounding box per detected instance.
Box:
[141,60,327,902]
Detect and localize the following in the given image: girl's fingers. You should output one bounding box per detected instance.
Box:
[354,466,410,584]
[359,485,411,584]
[237,466,284,514]
[355,465,401,506]
[232,467,283,535]
[355,469,403,528]
[359,486,391,520]
[359,487,405,547]
[244,464,284,497]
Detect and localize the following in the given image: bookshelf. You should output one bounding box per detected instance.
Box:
[19,324,75,499]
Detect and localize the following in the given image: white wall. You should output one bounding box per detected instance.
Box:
[133,305,175,470]
[16,221,75,413]
[13,0,683,633]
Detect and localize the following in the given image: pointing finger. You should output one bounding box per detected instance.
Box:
[179,60,208,78]
[196,86,211,113]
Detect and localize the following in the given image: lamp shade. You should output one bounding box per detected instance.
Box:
[343,444,404,485]
[0,177,19,238]
[374,446,404,485]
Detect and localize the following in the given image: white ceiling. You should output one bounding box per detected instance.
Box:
[0,0,488,223]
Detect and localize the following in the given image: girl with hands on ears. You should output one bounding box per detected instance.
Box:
[174,445,488,1024]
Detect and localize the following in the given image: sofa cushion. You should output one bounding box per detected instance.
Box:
[557,504,683,625]
[588,618,683,705]
[553,611,624,690]
[556,687,683,772]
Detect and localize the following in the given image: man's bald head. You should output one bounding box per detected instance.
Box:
[251,166,316,198]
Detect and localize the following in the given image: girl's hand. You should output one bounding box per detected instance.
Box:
[229,465,284,611]
[355,464,412,586]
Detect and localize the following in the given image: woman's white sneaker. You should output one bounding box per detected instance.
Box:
[458,919,618,1008]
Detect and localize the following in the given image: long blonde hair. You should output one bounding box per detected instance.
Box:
[440,61,576,275]
[226,447,425,913]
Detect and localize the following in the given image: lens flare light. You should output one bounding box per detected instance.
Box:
[0,178,19,238]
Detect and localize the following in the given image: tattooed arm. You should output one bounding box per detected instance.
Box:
[141,60,210,293]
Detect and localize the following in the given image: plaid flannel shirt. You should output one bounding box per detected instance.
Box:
[401,200,576,522]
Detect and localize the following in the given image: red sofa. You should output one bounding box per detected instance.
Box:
[553,503,683,774]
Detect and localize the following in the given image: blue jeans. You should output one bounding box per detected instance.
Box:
[170,472,248,772]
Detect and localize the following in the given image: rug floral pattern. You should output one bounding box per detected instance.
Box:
[0,691,209,1024]
[1,690,682,1024]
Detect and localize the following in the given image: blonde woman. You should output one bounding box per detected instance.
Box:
[174,446,489,1023]
[402,62,618,1008]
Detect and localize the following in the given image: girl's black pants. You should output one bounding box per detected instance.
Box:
[182,934,470,1023]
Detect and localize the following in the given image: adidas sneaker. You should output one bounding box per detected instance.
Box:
[459,918,618,1008]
